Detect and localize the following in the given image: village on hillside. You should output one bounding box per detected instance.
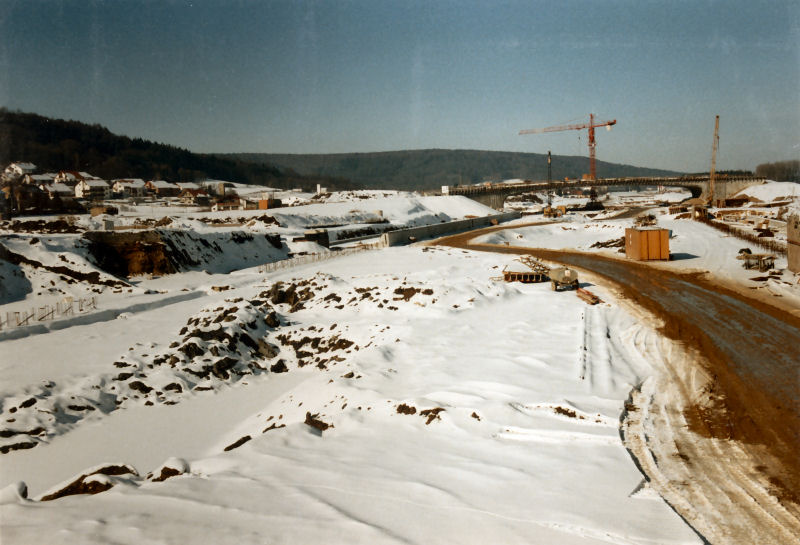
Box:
[1,160,797,266]
[0,161,297,218]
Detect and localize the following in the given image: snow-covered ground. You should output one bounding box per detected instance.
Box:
[0,246,700,544]
[504,186,693,215]
[478,211,800,306]
[0,195,496,308]
[732,180,800,202]
[0,191,707,543]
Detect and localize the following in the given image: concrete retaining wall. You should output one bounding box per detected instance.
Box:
[380,212,521,247]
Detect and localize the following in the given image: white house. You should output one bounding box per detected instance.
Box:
[54,171,85,186]
[145,180,180,197]
[4,162,37,177]
[112,178,146,198]
[23,173,57,186]
[42,183,74,199]
[75,179,110,200]
[211,200,241,212]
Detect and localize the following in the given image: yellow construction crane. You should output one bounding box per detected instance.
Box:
[519,113,616,180]
[708,115,720,206]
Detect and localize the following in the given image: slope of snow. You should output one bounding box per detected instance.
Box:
[0,244,699,544]
[0,195,496,311]
[732,180,800,202]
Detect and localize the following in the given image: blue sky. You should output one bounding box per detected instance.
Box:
[1,0,798,172]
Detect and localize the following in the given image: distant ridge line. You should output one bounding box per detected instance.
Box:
[224,149,682,192]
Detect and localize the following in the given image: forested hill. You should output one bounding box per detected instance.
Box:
[226,150,682,191]
[0,110,357,190]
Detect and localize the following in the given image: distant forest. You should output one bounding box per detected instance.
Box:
[756,160,800,182]
[2,108,718,194]
[226,150,682,192]
[0,109,357,191]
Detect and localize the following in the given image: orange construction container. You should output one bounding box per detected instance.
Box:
[625,228,669,260]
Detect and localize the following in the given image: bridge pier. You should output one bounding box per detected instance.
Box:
[462,191,509,210]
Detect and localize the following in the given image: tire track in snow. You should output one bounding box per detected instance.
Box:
[436,224,800,544]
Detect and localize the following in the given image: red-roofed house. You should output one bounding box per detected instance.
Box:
[178,188,210,205]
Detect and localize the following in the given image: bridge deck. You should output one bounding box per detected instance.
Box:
[445,175,765,196]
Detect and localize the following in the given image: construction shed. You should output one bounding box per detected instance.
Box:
[625,227,670,261]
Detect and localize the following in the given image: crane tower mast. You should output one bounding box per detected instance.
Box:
[520,113,616,180]
[708,115,720,206]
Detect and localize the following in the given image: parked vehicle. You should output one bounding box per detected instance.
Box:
[549,267,579,291]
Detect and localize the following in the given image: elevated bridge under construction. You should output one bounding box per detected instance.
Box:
[442,175,766,210]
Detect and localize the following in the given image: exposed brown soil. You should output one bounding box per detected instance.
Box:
[393,287,420,301]
[270,360,288,373]
[263,423,286,433]
[304,412,333,432]
[0,426,45,438]
[590,237,625,249]
[419,407,445,425]
[396,403,417,415]
[223,435,252,452]
[275,329,355,369]
[40,464,137,501]
[149,466,184,482]
[0,441,37,454]
[0,242,128,287]
[4,219,84,234]
[552,406,580,419]
[83,231,177,277]
[128,381,153,394]
[437,223,800,520]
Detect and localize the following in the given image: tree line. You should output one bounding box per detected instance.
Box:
[227,150,681,192]
[0,109,357,191]
[755,160,800,182]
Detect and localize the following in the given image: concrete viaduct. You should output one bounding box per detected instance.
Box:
[442,175,766,210]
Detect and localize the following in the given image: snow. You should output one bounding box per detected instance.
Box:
[0,254,699,543]
[47,183,73,194]
[732,180,800,202]
[148,180,178,189]
[475,212,800,305]
[5,189,774,543]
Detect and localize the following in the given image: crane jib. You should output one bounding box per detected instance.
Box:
[518,115,617,180]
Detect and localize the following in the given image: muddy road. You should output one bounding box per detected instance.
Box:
[436,223,800,542]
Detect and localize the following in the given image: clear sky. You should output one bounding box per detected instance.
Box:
[1,0,798,172]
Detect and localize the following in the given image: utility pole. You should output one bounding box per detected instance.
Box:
[709,115,720,206]
[547,150,552,183]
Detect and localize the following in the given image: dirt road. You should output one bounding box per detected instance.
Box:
[436,223,800,543]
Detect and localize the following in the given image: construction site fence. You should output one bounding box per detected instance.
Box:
[695,216,787,256]
[257,242,384,274]
[0,296,97,331]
